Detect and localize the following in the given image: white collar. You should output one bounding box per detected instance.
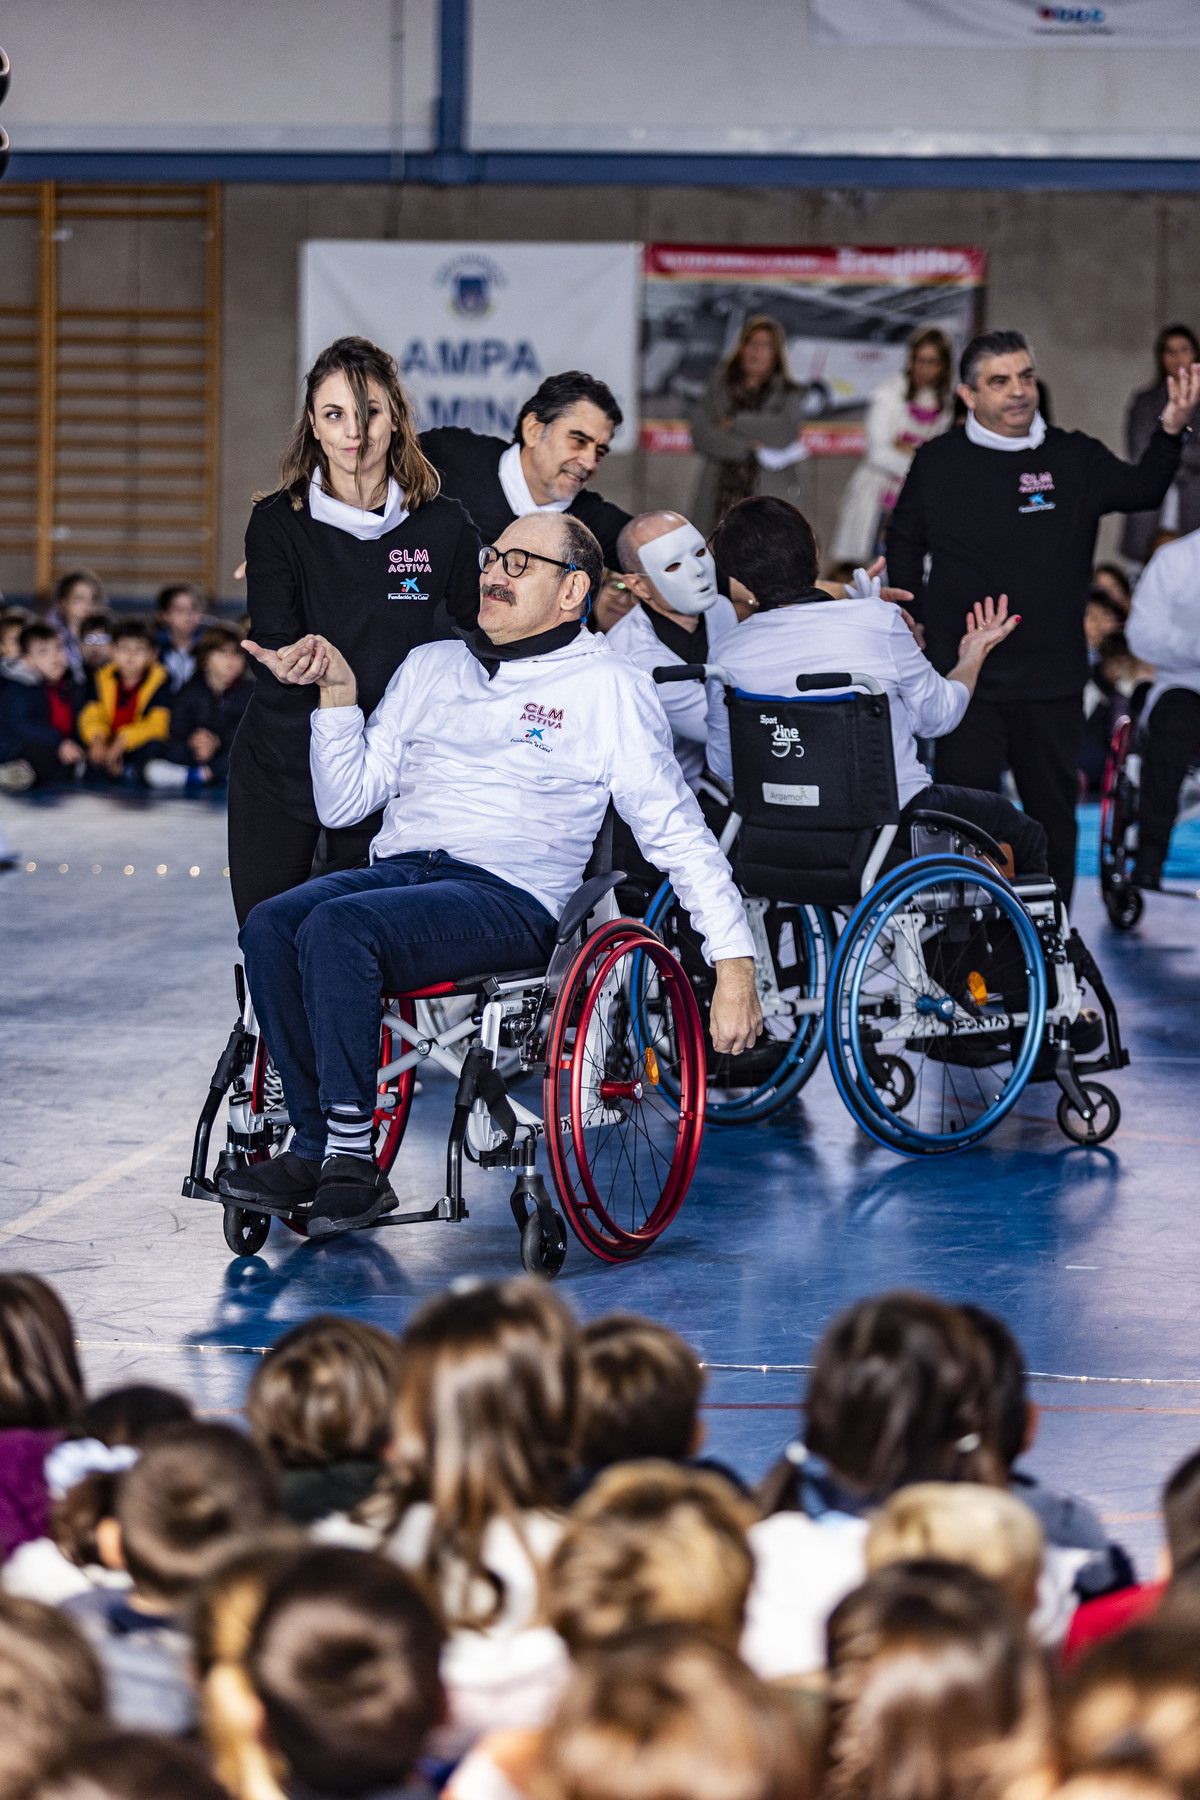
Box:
[498,442,572,517]
[965,410,1047,452]
[308,468,408,540]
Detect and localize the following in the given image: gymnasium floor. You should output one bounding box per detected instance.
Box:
[2,788,1199,1576]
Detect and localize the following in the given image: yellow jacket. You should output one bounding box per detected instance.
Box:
[79,661,171,751]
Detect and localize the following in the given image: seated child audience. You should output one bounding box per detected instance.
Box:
[1056,1627,1200,1799]
[34,1731,230,1800]
[46,568,107,681]
[78,618,170,783]
[154,583,208,693]
[246,1546,443,1800]
[64,1422,280,1734]
[3,1382,194,1605]
[0,1273,86,1560]
[76,611,117,676]
[1066,1444,1200,1659]
[245,1315,401,1525]
[144,626,253,791]
[0,622,85,791]
[865,1483,1045,1619]
[825,1561,1052,1800]
[0,1594,106,1800]
[0,605,35,669]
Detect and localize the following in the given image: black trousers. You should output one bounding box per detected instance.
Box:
[227,763,382,929]
[886,784,1049,878]
[14,739,64,786]
[1137,687,1200,877]
[933,694,1083,905]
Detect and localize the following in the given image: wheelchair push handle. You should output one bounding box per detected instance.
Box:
[795,671,885,696]
[652,662,734,686]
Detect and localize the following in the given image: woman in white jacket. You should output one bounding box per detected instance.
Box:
[1125,524,1200,886]
[831,329,954,567]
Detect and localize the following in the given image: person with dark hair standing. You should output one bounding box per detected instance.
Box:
[887,328,1200,902]
[1122,323,1200,567]
[690,315,808,535]
[420,369,631,568]
[228,335,481,928]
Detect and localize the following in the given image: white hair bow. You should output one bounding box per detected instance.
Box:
[44,1437,139,1499]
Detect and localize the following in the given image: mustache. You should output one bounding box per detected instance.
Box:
[481,583,515,603]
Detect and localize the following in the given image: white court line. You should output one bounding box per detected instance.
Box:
[0,1124,194,1249]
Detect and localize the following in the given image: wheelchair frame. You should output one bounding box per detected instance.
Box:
[1100,707,1200,931]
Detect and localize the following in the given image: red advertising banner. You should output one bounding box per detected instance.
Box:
[641,243,985,456]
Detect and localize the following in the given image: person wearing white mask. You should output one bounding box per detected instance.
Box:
[421,370,631,568]
[606,511,739,792]
[887,328,1200,905]
[228,336,481,927]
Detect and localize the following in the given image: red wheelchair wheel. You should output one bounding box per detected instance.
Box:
[542,921,706,1262]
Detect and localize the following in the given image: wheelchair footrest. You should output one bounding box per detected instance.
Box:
[367,1196,467,1226]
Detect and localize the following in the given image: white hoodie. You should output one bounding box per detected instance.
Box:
[310,629,754,963]
[1126,526,1200,717]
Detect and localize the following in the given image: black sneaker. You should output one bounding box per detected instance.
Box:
[1069,1008,1105,1054]
[217,1152,322,1206]
[1133,859,1163,891]
[307,1156,393,1239]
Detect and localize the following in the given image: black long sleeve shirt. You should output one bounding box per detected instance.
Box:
[419,427,631,567]
[231,487,480,822]
[886,422,1182,702]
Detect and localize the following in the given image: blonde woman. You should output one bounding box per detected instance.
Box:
[831,327,954,567]
[690,315,808,534]
[228,334,481,926]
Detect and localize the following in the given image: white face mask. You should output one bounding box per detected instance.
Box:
[638,521,720,617]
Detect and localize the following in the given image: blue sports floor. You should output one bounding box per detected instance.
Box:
[2,789,1200,1577]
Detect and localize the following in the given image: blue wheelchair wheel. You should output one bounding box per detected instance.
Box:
[825,855,1048,1155]
[636,880,835,1124]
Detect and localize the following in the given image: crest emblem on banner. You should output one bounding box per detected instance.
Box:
[437,253,507,319]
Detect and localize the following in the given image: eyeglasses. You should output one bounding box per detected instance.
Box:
[479,545,578,579]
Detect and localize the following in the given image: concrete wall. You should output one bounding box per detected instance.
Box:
[217,181,1200,597]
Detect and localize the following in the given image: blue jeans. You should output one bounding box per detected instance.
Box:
[240,852,557,1160]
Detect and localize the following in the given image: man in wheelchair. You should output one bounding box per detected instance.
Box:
[1125,524,1200,890]
[227,513,760,1237]
[704,496,1050,882]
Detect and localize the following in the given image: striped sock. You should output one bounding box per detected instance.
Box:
[324,1104,375,1163]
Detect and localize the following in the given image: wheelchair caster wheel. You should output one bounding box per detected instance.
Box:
[223,1205,271,1256]
[520,1208,567,1279]
[874,1053,915,1114]
[1105,888,1143,931]
[1057,1082,1120,1146]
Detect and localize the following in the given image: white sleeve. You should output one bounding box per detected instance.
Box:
[608,617,709,745]
[607,674,753,964]
[705,678,733,783]
[309,659,418,829]
[866,385,912,481]
[888,612,970,738]
[1127,547,1200,669]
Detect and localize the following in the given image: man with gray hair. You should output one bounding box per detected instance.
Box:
[606,510,738,791]
[887,328,1200,903]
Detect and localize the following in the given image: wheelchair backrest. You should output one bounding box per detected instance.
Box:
[726,673,900,906]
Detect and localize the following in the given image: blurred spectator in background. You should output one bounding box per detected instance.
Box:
[78,619,170,784]
[1092,561,1133,615]
[45,570,106,682]
[0,606,35,670]
[76,612,115,679]
[0,623,85,792]
[154,584,208,693]
[589,569,638,634]
[831,328,955,567]
[1122,323,1200,568]
[690,316,808,534]
[143,626,253,793]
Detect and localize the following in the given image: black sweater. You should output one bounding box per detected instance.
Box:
[886,422,1182,702]
[168,672,254,758]
[420,427,631,566]
[231,488,480,821]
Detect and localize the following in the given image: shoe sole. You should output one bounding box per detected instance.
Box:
[307,1194,388,1239]
[216,1174,318,1205]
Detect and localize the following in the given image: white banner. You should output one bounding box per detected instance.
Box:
[300,241,640,454]
[812,0,1200,43]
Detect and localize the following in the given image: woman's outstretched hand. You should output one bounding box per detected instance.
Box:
[957,593,1020,664]
[243,635,356,705]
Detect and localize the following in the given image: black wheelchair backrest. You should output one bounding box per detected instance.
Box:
[725,672,900,906]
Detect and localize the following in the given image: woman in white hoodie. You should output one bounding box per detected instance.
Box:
[831,329,954,568]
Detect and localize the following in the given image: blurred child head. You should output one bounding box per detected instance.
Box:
[1086,592,1128,650]
[1057,1627,1200,1800]
[103,1422,278,1609]
[1162,1449,1200,1574]
[527,1624,813,1800]
[0,1273,83,1431]
[577,1314,705,1470]
[19,623,69,685]
[1091,564,1132,614]
[826,1560,1050,1800]
[800,1291,1003,1503]
[195,627,247,694]
[34,1732,230,1800]
[52,570,106,634]
[0,607,34,660]
[547,1462,755,1656]
[78,612,115,671]
[958,1306,1032,1472]
[364,1278,577,1629]
[109,619,157,687]
[865,1483,1044,1618]
[49,1384,194,1572]
[156,584,205,647]
[1097,632,1153,696]
[248,1546,443,1799]
[247,1316,400,1473]
[0,1594,105,1799]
